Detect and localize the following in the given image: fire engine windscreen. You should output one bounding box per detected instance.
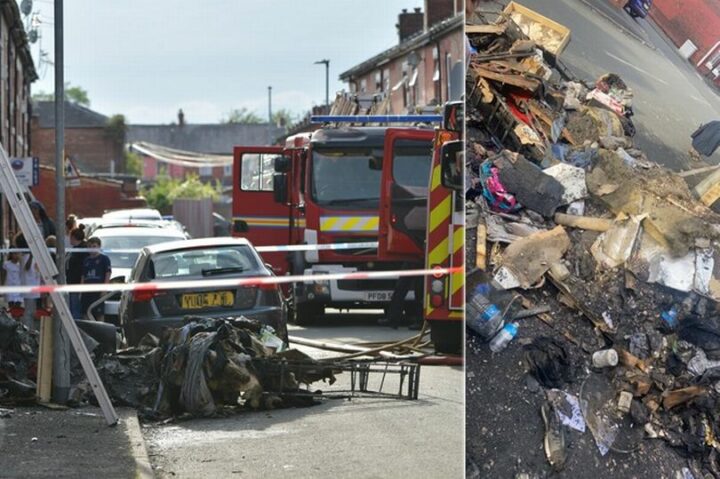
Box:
[311,148,383,209]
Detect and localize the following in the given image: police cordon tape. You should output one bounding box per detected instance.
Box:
[0,266,462,295]
[0,241,380,254]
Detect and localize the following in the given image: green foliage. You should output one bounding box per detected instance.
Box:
[142,174,219,212]
[31,82,90,106]
[272,108,298,128]
[168,174,220,202]
[125,151,143,177]
[223,107,263,124]
[105,114,127,145]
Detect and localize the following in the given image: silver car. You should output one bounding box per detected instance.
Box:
[118,237,287,346]
[88,225,189,321]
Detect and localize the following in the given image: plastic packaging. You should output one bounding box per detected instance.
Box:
[489,322,519,353]
[592,349,618,368]
[661,306,678,330]
[466,284,505,340]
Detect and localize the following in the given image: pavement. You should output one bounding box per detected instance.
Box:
[0,406,152,479]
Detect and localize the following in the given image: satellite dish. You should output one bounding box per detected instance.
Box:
[20,0,32,16]
[407,50,420,68]
[28,30,38,44]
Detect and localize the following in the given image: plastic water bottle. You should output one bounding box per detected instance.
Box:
[661,306,678,330]
[489,322,519,353]
[466,284,505,340]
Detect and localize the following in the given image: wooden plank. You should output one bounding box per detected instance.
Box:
[36,315,53,403]
[554,213,613,232]
[472,65,539,91]
[476,224,487,270]
[465,24,507,34]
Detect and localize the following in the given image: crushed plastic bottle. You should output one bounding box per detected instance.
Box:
[466,283,505,341]
[489,322,519,353]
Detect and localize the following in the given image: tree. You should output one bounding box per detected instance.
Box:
[223,107,263,124]
[142,174,220,213]
[272,108,298,128]
[31,82,90,107]
[125,151,143,177]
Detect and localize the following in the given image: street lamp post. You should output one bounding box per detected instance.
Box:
[314,59,330,113]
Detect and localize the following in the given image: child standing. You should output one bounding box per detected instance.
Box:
[3,252,23,309]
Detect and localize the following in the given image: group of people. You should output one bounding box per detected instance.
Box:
[1,202,112,330]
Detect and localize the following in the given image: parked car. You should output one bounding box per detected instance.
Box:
[118,237,288,346]
[89,225,189,322]
[624,0,652,18]
[103,208,163,222]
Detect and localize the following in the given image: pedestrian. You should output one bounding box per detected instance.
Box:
[14,233,41,331]
[29,201,56,239]
[2,251,24,310]
[65,214,78,248]
[81,236,111,321]
[66,225,88,319]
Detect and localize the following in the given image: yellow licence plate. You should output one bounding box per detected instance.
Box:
[181,291,234,309]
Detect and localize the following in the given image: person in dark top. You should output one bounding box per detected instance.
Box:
[81,236,111,321]
[66,225,88,319]
[29,201,56,239]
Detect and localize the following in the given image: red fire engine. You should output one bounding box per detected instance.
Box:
[232,103,463,353]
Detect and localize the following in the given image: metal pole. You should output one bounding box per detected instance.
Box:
[324,61,329,113]
[268,86,272,124]
[52,0,70,404]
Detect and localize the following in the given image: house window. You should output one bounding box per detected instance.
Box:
[199,165,212,177]
[223,163,232,177]
[360,78,367,93]
[408,68,418,107]
[375,71,382,91]
[383,68,390,92]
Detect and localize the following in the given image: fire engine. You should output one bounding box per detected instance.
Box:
[232,116,433,322]
[423,101,464,354]
[232,103,463,352]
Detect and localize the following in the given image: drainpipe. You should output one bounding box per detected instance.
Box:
[696,40,720,68]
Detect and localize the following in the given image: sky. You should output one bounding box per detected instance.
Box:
[26,0,424,124]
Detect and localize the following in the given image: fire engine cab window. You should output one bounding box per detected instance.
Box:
[311,149,381,209]
[240,154,276,192]
[392,140,432,188]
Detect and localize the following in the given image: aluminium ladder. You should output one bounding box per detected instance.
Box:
[0,145,118,425]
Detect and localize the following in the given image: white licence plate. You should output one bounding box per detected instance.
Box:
[366,292,392,301]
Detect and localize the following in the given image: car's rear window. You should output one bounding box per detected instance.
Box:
[97,235,184,268]
[148,245,261,279]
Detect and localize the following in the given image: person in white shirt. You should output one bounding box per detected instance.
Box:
[2,252,23,308]
[14,233,41,331]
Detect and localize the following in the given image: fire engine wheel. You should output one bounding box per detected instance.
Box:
[293,303,324,326]
[430,321,463,355]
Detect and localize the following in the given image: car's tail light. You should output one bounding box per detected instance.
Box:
[132,289,161,303]
[257,283,278,291]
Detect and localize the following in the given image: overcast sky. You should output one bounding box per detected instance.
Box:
[27,0,423,124]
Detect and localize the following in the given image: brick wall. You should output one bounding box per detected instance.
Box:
[32,166,146,220]
[649,0,720,75]
[30,118,124,174]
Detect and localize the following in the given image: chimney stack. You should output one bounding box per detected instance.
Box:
[178,108,185,127]
[424,0,454,30]
[396,7,423,43]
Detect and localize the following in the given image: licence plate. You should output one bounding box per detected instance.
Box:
[366,292,392,301]
[181,291,234,309]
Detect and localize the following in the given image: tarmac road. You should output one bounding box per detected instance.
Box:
[142,311,464,479]
[510,0,720,171]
